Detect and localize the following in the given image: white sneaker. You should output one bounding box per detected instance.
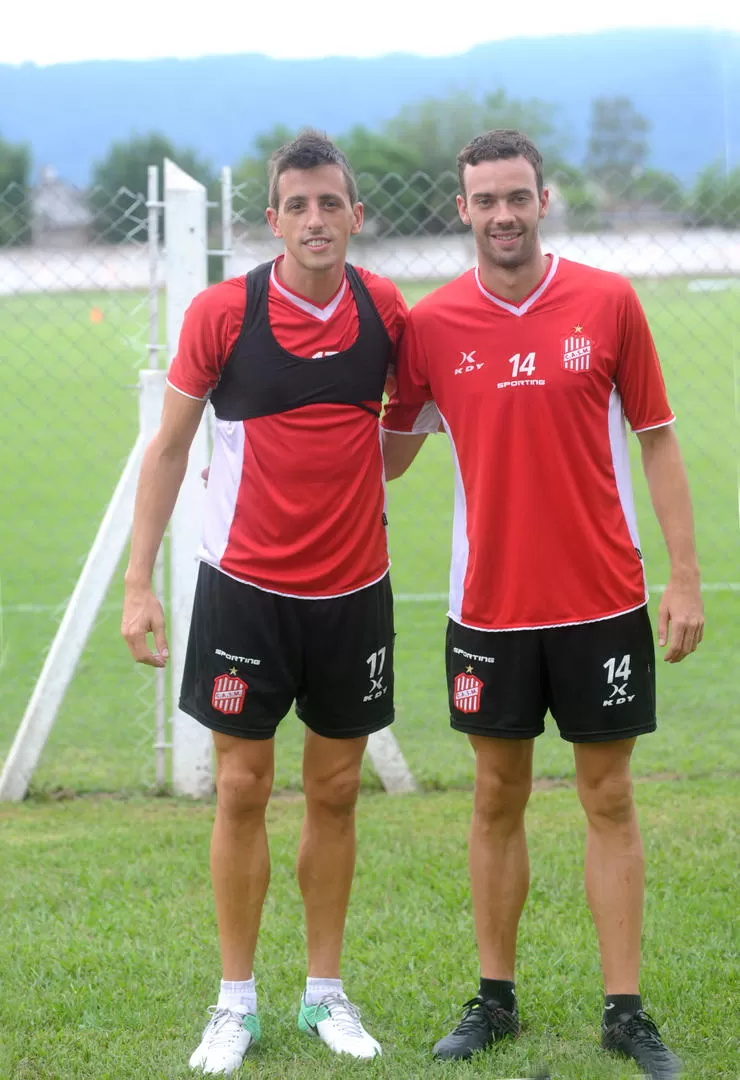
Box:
[298,991,382,1059]
[189,1006,260,1075]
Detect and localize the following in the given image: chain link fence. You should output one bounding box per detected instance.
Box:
[1,167,738,796]
[0,179,161,796]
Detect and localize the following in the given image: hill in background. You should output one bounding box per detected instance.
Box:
[1,27,738,185]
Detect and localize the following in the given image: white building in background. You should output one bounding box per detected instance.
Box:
[32,166,92,247]
[542,178,568,229]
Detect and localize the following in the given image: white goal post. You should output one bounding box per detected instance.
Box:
[163,160,214,798]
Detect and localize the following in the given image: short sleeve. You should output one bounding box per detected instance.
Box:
[167,280,244,400]
[616,285,675,432]
[381,314,442,433]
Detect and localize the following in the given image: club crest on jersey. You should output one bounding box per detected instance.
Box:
[453,672,483,713]
[561,334,593,373]
[212,673,248,715]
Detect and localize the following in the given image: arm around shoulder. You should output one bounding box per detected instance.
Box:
[382,430,428,480]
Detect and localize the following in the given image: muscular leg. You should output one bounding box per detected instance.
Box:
[210,732,275,980]
[574,738,643,994]
[297,731,367,977]
[468,736,534,980]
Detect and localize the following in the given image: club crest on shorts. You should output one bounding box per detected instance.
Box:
[561,333,592,373]
[211,673,247,715]
[453,672,483,713]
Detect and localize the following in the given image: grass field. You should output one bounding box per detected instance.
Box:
[0,276,738,1078]
[0,278,737,793]
[1,781,737,1078]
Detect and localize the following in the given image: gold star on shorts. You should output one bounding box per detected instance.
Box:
[229,667,238,676]
[573,324,584,334]
[466,665,474,673]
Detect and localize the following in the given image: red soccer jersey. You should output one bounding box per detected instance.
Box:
[382,256,674,630]
[168,257,408,597]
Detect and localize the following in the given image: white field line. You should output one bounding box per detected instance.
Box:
[3,583,739,613]
[4,601,123,615]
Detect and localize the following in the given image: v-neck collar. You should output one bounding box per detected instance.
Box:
[474,254,560,317]
[270,256,347,322]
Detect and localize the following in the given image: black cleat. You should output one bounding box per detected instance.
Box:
[602,1009,682,1078]
[433,995,520,1060]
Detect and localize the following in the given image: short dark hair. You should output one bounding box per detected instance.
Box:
[457,129,544,197]
[268,129,358,209]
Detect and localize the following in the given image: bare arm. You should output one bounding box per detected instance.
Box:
[382,431,428,480]
[637,424,704,662]
[121,387,208,666]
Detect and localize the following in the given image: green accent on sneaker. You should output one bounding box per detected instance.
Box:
[298,1000,331,1035]
[241,1013,261,1041]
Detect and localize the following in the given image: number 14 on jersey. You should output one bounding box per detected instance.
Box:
[508,352,536,378]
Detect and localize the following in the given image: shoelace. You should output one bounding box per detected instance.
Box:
[454,997,519,1036]
[203,1006,249,1048]
[618,1011,674,1058]
[321,993,366,1038]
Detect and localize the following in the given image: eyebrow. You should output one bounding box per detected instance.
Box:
[470,187,533,200]
[283,193,344,205]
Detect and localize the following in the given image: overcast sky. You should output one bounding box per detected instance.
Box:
[4,0,740,65]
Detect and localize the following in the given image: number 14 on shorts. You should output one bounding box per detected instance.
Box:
[603,654,635,707]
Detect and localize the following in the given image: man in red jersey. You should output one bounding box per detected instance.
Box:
[382,129,703,1079]
[122,130,407,1074]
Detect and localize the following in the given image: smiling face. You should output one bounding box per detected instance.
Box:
[457,155,549,273]
[266,164,363,278]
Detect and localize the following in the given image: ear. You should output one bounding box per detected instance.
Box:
[266,206,283,239]
[351,201,364,236]
[456,194,471,227]
[539,187,550,221]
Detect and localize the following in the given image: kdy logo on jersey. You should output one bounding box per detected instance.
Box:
[212,673,248,715]
[561,327,593,373]
[454,350,485,375]
[453,672,483,713]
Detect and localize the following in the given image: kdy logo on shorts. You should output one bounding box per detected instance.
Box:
[453,672,483,713]
[212,673,248,715]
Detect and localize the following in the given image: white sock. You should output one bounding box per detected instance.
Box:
[304,977,344,1005]
[217,977,257,1016]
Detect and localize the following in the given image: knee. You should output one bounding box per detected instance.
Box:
[216,762,272,820]
[304,762,362,817]
[578,771,634,825]
[474,769,531,826]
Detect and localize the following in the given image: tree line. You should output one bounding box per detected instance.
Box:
[1,90,739,246]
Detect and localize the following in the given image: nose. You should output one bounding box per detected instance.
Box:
[492,200,515,225]
[306,200,324,230]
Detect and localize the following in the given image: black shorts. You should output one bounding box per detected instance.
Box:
[446,606,656,743]
[180,564,395,740]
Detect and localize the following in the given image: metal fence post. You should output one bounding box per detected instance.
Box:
[146,164,169,791]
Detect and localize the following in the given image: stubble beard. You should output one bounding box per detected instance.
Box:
[480,226,540,272]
